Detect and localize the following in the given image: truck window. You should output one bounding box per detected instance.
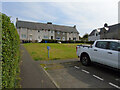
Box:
[108,42,120,51]
[95,41,108,49]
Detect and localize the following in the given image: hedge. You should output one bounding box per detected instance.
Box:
[2,13,20,88]
[41,39,94,44]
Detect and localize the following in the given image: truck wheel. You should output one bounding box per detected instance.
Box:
[81,54,91,66]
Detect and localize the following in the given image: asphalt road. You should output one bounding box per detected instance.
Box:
[20,45,56,88]
[41,59,120,89]
[67,61,120,88]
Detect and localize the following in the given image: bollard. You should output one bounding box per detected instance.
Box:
[47,46,50,58]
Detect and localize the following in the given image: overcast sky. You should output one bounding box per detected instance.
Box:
[1,0,119,36]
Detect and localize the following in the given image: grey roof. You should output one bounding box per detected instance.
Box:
[89,29,96,36]
[16,20,79,33]
[105,23,120,33]
[89,23,120,36]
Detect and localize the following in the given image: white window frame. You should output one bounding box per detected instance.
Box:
[57,31,60,34]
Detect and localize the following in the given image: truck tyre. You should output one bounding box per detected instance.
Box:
[81,54,91,66]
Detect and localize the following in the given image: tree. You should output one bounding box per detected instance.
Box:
[83,33,88,38]
[79,36,81,40]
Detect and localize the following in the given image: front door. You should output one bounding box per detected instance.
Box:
[51,36,53,40]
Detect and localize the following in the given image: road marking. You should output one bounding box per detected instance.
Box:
[109,82,120,89]
[74,66,80,69]
[82,69,90,74]
[115,78,119,81]
[93,75,104,81]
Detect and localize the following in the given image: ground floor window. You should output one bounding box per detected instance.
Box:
[62,37,65,41]
[73,37,76,41]
[21,34,26,38]
[44,36,48,39]
[56,37,61,40]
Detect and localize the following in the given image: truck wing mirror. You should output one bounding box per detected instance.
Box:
[90,44,93,48]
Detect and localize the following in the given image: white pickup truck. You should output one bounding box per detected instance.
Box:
[76,40,120,69]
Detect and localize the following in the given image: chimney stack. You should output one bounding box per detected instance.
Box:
[74,25,76,28]
[104,23,108,27]
[47,22,52,24]
[104,23,109,31]
[16,18,18,22]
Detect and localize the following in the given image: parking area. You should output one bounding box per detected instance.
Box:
[40,59,120,88]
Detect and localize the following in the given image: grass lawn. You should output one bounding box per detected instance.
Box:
[23,43,85,61]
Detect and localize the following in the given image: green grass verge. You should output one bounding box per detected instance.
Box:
[24,43,86,61]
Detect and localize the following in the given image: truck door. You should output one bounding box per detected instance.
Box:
[92,41,109,64]
[105,42,119,69]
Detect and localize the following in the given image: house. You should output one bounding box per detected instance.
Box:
[88,28,100,41]
[88,23,120,41]
[16,18,79,42]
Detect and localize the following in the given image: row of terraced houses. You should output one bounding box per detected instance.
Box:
[16,18,79,42]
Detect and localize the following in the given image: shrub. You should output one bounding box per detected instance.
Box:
[41,39,94,44]
[2,13,20,88]
[41,39,59,43]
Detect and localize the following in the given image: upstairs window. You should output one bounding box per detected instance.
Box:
[63,32,65,35]
[51,30,53,33]
[57,31,60,34]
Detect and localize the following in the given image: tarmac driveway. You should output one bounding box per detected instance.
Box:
[40,59,120,89]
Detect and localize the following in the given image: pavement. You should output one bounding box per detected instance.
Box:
[20,45,56,88]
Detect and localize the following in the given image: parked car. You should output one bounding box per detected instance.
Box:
[76,39,120,69]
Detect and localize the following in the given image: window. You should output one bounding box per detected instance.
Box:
[21,34,26,38]
[95,41,108,49]
[44,35,48,39]
[57,31,60,34]
[38,36,40,39]
[29,35,32,40]
[24,35,26,38]
[63,32,65,35]
[109,42,120,51]
[96,33,98,36]
[51,31,53,33]
[56,37,61,40]
[73,37,76,41]
[62,37,65,41]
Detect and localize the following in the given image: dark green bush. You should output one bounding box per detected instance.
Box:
[41,39,94,44]
[41,39,59,43]
[2,13,20,88]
